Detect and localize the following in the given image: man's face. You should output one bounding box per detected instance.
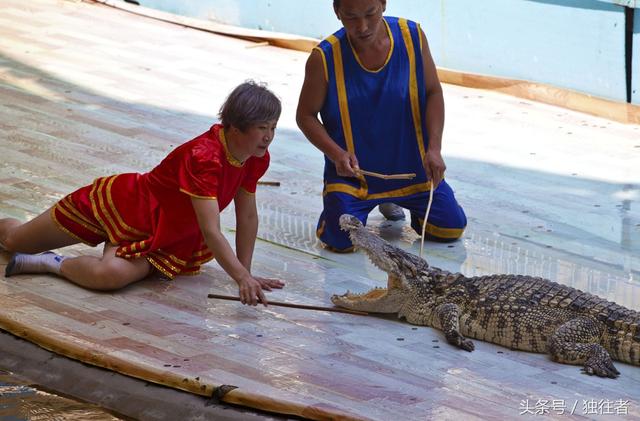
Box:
[334,0,386,46]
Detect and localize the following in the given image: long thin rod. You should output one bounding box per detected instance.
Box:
[360,169,416,180]
[207,294,369,316]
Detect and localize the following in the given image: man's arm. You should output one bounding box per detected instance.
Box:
[420,28,446,188]
[296,49,359,177]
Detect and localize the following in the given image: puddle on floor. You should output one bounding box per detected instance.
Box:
[244,198,640,311]
[0,370,124,421]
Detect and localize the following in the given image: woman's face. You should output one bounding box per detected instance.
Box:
[334,0,386,47]
[243,120,278,158]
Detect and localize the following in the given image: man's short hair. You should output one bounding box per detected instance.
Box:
[334,0,385,11]
[219,81,281,131]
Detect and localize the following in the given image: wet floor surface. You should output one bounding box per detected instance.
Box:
[0,0,639,419]
[0,370,124,420]
[240,125,640,311]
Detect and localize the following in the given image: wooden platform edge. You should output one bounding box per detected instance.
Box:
[85,0,640,125]
[437,68,640,125]
[0,311,365,421]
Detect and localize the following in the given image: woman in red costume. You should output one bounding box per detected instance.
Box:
[0,81,284,306]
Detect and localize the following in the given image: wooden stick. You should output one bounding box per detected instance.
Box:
[359,169,416,180]
[207,294,369,316]
[257,180,281,186]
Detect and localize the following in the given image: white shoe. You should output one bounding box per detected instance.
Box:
[378,203,405,221]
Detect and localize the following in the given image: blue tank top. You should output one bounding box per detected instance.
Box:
[316,16,430,199]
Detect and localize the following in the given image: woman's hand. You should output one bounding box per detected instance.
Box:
[237,276,285,306]
[237,275,267,306]
[254,277,285,291]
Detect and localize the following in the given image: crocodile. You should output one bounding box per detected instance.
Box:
[332,214,640,378]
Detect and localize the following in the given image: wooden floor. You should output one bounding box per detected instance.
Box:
[1,0,639,420]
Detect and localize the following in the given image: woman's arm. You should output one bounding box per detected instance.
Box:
[191,196,268,306]
[234,189,285,290]
[234,188,258,271]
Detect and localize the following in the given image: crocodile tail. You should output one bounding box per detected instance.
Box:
[603,313,640,366]
[625,317,640,366]
[617,335,640,366]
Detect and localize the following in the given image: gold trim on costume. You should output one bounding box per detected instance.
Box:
[348,18,394,73]
[90,176,149,243]
[166,253,187,266]
[120,239,149,256]
[192,248,212,257]
[179,188,217,200]
[50,207,102,247]
[105,176,150,237]
[219,127,244,167]
[154,254,181,274]
[328,35,354,155]
[101,177,131,240]
[313,46,328,82]
[416,217,465,239]
[55,197,106,237]
[327,35,369,197]
[399,18,426,160]
[324,181,432,200]
[90,178,118,244]
[147,257,176,279]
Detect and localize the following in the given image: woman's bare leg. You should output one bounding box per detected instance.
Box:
[0,208,79,253]
[3,210,152,290]
[60,243,152,291]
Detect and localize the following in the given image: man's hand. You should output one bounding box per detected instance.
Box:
[332,149,360,177]
[423,149,446,188]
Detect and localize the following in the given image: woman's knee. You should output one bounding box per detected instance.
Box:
[0,218,23,251]
[90,259,148,290]
[2,230,24,252]
[1,233,16,252]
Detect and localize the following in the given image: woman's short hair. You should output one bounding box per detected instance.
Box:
[219,81,281,131]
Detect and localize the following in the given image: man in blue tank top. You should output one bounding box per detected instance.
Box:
[296,0,467,252]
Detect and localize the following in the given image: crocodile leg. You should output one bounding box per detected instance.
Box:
[436,303,475,352]
[547,316,620,378]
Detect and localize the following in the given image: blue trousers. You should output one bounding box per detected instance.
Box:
[316,180,467,251]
